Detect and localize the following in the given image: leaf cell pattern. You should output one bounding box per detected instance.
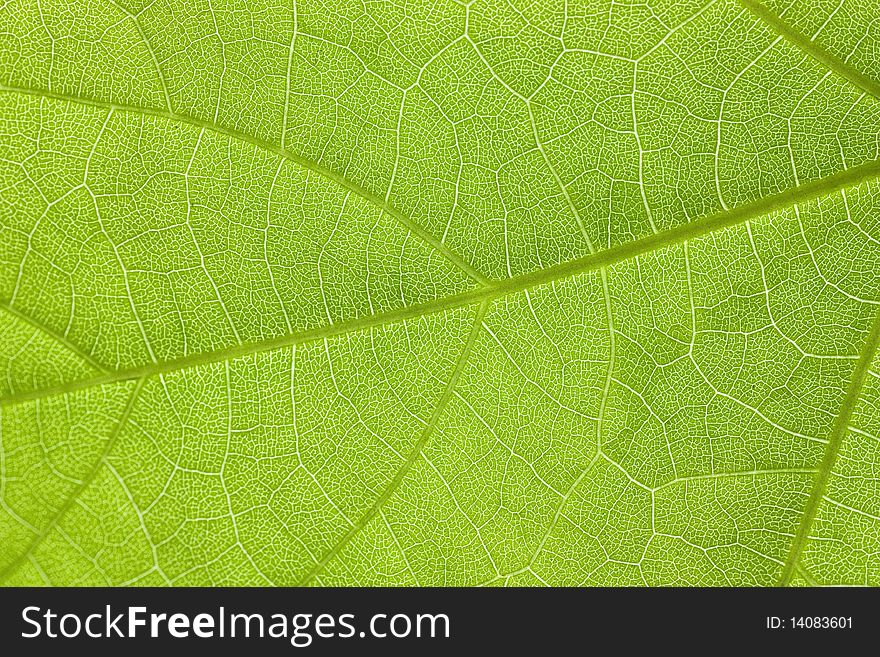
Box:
[1,0,879,586]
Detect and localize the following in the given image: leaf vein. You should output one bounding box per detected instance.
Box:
[0,300,108,375]
[739,0,880,101]
[3,156,880,407]
[0,84,488,285]
[778,308,880,585]
[0,377,145,584]
[297,300,490,586]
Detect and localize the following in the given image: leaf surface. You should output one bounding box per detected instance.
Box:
[1,0,879,586]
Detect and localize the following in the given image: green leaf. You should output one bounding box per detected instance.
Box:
[1,0,879,586]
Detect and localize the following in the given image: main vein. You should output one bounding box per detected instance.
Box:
[297,300,490,585]
[0,84,488,286]
[3,156,880,407]
[778,309,880,586]
[739,0,880,101]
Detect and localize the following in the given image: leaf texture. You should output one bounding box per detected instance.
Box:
[0,0,879,586]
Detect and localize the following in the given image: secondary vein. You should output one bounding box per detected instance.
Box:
[297,300,490,585]
[0,84,488,286]
[3,156,880,407]
[0,300,108,374]
[0,377,145,584]
[739,0,880,101]
[778,308,880,586]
